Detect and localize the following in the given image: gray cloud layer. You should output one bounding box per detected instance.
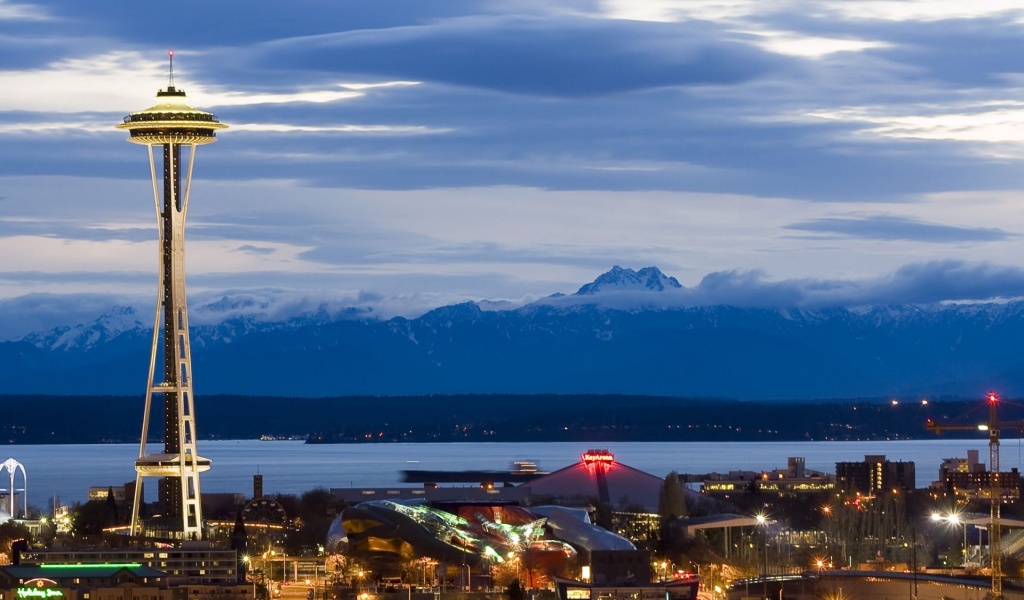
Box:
[786,215,1015,242]
[3,1,1024,324]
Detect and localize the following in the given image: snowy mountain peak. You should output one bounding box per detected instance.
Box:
[24,304,146,351]
[575,266,683,295]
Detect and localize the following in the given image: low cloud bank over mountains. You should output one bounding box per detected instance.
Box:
[5,265,1024,400]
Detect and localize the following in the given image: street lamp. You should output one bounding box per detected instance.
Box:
[755,514,769,600]
[508,552,520,581]
[931,512,967,569]
[242,556,255,599]
[755,515,769,575]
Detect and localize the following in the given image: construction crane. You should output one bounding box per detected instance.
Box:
[927,392,1017,599]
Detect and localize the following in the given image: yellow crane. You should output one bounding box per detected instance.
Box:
[927,392,1015,599]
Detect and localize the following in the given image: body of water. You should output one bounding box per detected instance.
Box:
[3,438,1018,508]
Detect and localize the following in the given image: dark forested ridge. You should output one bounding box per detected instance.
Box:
[0,394,1016,444]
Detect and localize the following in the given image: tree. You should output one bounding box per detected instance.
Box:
[73,499,118,537]
[105,487,119,524]
[659,472,687,521]
[658,472,688,555]
[231,510,248,582]
[295,487,336,552]
[0,521,31,565]
[507,579,525,600]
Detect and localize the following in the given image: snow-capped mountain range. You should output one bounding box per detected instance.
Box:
[5,265,1024,400]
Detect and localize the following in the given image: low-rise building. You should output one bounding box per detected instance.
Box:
[931,449,1022,500]
[0,564,171,600]
[18,545,239,585]
[941,469,1021,501]
[702,457,835,497]
[555,576,699,600]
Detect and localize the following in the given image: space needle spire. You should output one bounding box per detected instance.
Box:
[168,50,175,88]
[116,53,227,540]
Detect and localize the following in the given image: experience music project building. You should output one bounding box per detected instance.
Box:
[327,450,682,595]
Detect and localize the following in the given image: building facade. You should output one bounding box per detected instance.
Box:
[0,565,171,600]
[835,455,915,493]
[18,546,239,585]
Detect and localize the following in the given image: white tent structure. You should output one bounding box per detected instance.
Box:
[0,458,26,518]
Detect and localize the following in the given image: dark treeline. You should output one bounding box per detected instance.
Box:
[0,394,1020,444]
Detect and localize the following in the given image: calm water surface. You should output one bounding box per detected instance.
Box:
[5,438,1018,507]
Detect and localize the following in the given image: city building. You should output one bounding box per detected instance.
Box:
[88,486,128,503]
[589,549,652,584]
[941,469,1022,501]
[115,53,226,540]
[0,564,171,600]
[702,457,835,497]
[931,449,1022,500]
[555,578,699,600]
[835,455,915,493]
[554,558,701,600]
[937,449,983,482]
[18,545,240,585]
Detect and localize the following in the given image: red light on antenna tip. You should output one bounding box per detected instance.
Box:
[169,50,174,57]
[988,392,998,404]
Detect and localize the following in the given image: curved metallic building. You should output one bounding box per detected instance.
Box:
[327,499,633,568]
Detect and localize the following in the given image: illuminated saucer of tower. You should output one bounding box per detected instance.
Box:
[116,75,226,146]
[116,53,225,540]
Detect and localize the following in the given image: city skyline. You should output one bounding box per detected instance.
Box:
[4,2,1024,339]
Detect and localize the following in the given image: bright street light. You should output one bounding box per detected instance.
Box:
[754,512,770,599]
[931,511,968,569]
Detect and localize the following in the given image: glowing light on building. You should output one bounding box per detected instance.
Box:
[581,450,615,465]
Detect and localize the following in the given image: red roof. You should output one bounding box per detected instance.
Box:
[525,455,663,511]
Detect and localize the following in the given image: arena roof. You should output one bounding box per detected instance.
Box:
[523,450,663,511]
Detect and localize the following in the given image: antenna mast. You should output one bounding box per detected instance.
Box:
[168,50,175,88]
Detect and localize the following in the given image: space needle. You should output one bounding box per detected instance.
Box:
[116,52,226,539]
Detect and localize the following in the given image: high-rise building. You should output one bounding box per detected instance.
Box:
[835,454,915,493]
[115,53,227,539]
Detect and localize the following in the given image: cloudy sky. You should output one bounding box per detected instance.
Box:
[3,0,1024,337]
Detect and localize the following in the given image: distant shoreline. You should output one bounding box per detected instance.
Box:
[0,394,1012,445]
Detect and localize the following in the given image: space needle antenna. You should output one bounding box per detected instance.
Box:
[168,50,175,89]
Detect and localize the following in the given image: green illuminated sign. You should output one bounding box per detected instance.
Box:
[17,588,63,599]
[40,564,142,569]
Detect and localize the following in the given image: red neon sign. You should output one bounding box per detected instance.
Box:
[581,450,615,464]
